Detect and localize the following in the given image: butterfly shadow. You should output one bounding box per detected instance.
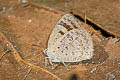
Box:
[81,45,109,65]
[52,45,109,70]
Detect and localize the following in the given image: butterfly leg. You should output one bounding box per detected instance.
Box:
[49,58,55,69]
[45,57,50,68]
[61,60,70,71]
[45,57,54,69]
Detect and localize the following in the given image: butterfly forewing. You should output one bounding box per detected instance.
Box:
[48,14,83,51]
[49,29,94,62]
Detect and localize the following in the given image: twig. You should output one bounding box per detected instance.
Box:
[20,60,62,80]
[0,51,7,61]
[0,49,11,61]
[22,67,32,80]
[27,2,64,15]
[84,12,87,25]
[0,32,61,80]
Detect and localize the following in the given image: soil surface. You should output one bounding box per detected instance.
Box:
[0,0,120,80]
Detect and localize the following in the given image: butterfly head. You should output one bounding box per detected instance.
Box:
[43,49,48,56]
[43,49,61,62]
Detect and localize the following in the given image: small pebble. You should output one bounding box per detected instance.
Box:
[109,74,115,80]
[28,19,32,23]
[90,67,96,73]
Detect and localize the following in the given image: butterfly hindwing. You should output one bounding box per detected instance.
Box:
[48,29,94,62]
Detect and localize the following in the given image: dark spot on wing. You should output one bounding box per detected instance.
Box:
[58,21,73,31]
[69,36,73,41]
[65,53,68,55]
[58,47,60,49]
[67,34,70,37]
[63,23,73,31]
[61,50,63,53]
[67,19,71,22]
[75,31,80,35]
[75,37,78,40]
[55,38,58,39]
[71,22,78,29]
[58,31,65,35]
[73,25,78,29]
[65,46,68,50]
[72,52,75,56]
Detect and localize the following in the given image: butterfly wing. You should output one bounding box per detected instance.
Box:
[48,29,94,62]
[48,14,83,51]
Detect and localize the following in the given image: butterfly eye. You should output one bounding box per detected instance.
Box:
[57,47,60,49]
[43,49,48,55]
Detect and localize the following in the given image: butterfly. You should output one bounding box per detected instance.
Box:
[43,14,94,70]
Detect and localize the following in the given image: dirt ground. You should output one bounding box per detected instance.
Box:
[0,0,120,80]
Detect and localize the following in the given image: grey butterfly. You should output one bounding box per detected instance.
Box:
[43,14,94,70]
